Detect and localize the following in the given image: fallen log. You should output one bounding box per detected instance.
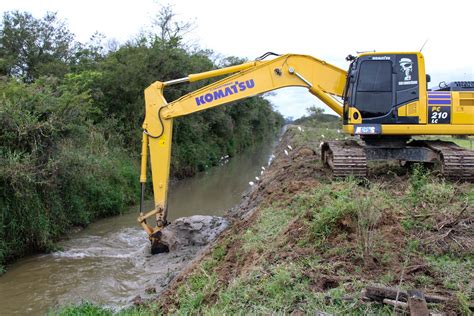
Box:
[364,286,449,304]
[382,298,408,309]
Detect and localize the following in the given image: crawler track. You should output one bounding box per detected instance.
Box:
[424,141,474,181]
[321,140,367,177]
[322,139,474,181]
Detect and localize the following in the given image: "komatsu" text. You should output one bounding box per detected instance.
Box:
[195,79,255,106]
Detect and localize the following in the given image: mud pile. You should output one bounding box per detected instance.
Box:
[161,215,229,250]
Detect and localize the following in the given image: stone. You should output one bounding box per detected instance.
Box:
[160,215,229,250]
[131,295,143,306]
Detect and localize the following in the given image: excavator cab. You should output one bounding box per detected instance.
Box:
[328,52,473,179]
[343,53,422,126]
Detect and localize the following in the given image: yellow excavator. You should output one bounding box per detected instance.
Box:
[137,52,474,253]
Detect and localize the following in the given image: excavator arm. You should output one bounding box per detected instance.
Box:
[137,54,347,252]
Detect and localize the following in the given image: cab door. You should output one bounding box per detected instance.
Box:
[354,57,393,119]
[349,54,420,124]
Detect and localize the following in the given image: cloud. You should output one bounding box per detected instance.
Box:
[263,87,335,119]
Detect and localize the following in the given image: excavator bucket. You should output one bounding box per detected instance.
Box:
[150,231,169,254]
[138,212,170,254]
[138,185,170,254]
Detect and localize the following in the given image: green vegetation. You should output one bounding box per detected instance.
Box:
[0,77,139,267]
[10,8,471,314]
[242,205,294,252]
[413,135,474,150]
[51,301,158,316]
[0,7,283,270]
[52,302,113,316]
[293,106,340,126]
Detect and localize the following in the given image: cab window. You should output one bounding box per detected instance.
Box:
[355,60,392,118]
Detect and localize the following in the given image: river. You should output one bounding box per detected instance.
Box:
[0,139,277,315]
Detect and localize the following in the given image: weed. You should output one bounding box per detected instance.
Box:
[202,261,390,315]
[408,163,429,205]
[417,181,455,207]
[455,291,472,316]
[121,304,163,316]
[380,272,395,284]
[242,206,293,253]
[212,245,227,262]
[201,244,229,272]
[406,239,421,253]
[427,255,472,291]
[299,255,322,270]
[355,191,384,264]
[49,301,112,316]
[296,180,359,246]
[175,269,217,314]
[407,164,456,211]
[380,252,394,265]
[297,179,389,264]
[401,217,418,231]
[414,274,434,287]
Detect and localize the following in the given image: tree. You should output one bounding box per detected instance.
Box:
[151,4,195,46]
[71,32,107,72]
[0,11,76,82]
[307,105,325,116]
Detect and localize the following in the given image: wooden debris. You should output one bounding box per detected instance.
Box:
[382,298,408,309]
[364,285,449,304]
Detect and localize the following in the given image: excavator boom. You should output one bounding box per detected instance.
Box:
[138,54,348,252]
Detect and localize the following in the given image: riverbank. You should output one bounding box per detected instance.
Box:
[0,137,279,315]
[115,125,472,315]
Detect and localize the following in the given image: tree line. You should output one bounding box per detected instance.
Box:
[0,8,283,270]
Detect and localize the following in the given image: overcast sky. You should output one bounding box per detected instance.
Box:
[1,0,473,118]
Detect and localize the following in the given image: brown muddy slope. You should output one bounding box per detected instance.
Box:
[142,126,473,315]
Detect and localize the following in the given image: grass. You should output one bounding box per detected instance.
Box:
[158,167,472,314]
[175,270,218,314]
[241,205,295,253]
[208,264,339,314]
[50,302,113,316]
[414,135,474,150]
[168,259,394,315]
[427,255,473,291]
[442,136,474,150]
[50,302,162,316]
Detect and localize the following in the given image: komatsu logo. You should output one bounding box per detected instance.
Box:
[195,79,255,106]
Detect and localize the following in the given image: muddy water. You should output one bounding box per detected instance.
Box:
[0,140,276,315]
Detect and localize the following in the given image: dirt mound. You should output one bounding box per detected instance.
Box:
[147,126,473,315]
